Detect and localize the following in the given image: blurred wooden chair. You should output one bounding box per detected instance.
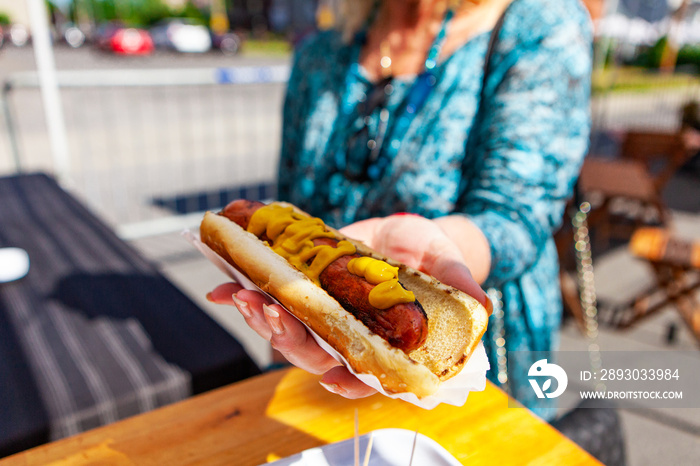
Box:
[579,130,693,248]
[619,130,690,193]
[578,155,667,248]
[602,227,700,344]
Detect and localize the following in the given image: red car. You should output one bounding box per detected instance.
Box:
[96,24,154,55]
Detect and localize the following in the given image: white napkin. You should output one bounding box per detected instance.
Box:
[0,247,30,283]
[184,230,489,409]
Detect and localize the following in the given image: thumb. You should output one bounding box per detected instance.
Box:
[425,257,492,314]
[338,218,384,246]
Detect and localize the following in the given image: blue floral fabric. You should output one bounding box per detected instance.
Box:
[277,0,592,419]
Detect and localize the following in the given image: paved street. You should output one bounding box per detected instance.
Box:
[0,43,288,81]
[2,45,698,229]
[1,45,289,228]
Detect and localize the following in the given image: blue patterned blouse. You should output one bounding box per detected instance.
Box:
[277,0,592,419]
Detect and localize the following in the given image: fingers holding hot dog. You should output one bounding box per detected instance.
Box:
[320,366,379,399]
[201,200,490,398]
[208,282,376,397]
[340,214,491,312]
[208,283,342,374]
[260,302,343,376]
[208,283,274,341]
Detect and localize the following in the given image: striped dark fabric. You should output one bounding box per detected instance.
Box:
[0,173,260,455]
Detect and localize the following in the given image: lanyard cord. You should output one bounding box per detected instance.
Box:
[376,8,455,171]
[339,5,458,181]
[343,4,456,112]
[356,2,456,72]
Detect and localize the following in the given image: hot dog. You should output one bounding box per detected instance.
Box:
[200,200,490,398]
[222,199,428,353]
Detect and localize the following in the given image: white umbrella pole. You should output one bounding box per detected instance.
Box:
[26,0,70,180]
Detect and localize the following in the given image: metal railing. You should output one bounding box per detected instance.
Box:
[3,64,698,237]
[589,70,700,158]
[1,65,289,238]
[591,72,700,133]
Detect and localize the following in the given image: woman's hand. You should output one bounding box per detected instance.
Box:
[340,214,491,310]
[207,282,377,398]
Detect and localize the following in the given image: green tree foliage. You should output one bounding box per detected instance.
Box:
[677,43,700,71]
[70,0,207,28]
[633,36,700,71]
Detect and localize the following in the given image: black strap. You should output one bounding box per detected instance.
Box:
[481,6,508,102]
[458,6,509,204]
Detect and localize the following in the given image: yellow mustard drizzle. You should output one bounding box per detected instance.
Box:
[247,204,355,285]
[346,257,416,309]
[247,204,415,308]
[346,256,396,284]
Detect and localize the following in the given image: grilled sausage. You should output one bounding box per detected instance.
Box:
[220,200,428,352]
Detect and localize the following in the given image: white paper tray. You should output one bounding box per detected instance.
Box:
[264,428,462,466]
[183,230,489,410]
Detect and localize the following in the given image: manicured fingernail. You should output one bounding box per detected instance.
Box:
[231,294,252,318]
[263,304,285,335]
[319,381,345,396]
[484,294,493,316]
[206,292,214,303]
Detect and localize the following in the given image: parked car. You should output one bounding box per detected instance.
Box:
[211,30,243,55]
[95,23,153,55]
[149,19,211,53]
[59,23,87,48]
[0,23,30,47]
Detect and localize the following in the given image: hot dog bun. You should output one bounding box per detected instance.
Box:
[200,202,489,398]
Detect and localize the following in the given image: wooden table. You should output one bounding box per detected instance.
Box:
[1,368,600,465]
[0,173,260,456]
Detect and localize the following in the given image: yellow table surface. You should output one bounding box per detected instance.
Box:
[1,368,601,465]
